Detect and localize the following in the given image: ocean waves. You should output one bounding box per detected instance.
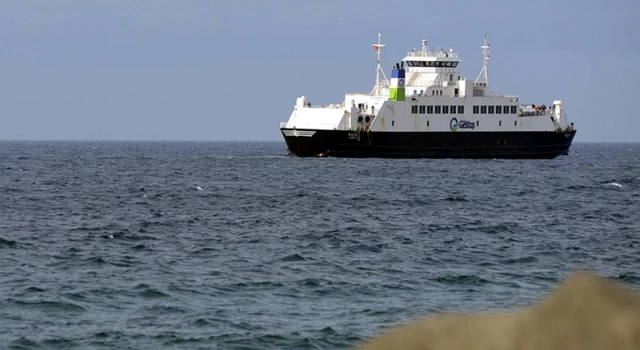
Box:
[0,141,639,349]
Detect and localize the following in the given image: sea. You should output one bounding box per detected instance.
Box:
[1,141,639,349]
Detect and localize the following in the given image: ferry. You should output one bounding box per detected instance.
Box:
[279,33,577,158]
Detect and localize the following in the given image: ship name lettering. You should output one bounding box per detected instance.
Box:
[459,121,476,129]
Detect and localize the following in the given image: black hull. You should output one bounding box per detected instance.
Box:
[281,129,577,159]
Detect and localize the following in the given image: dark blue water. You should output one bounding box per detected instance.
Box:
[1,141,639,349]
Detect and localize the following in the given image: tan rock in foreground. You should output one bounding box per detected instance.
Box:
[355,272,640,350]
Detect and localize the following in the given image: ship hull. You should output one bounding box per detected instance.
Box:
[281,129,577,159]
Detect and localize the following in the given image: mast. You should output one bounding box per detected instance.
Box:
[373,33,386,96]
[475,34,490,85]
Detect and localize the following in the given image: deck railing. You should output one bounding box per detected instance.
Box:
[405,51,458,58]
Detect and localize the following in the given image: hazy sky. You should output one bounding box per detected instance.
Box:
[0,0,637,141]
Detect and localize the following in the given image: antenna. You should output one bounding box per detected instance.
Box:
[475,34,490,85]
[372,33,388,96]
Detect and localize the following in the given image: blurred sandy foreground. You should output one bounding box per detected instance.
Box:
[355,272,640,350]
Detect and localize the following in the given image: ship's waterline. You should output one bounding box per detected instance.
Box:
[282,129,576,158]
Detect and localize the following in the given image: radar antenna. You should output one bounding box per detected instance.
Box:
[475,34,490,85]
[372,33,389,96]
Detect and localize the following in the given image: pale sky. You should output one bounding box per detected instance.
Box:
[0,0,637,142]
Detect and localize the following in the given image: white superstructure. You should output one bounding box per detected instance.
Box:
[280,33,576,135]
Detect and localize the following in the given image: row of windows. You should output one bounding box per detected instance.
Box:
[411,105,465,114]
[473,105,518,114]
[411,90,446,96]
[409,105,521,115]
[406,61,459,68]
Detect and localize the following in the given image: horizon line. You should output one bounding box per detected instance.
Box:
[0,139,639,144]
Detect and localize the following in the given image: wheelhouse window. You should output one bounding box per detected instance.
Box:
[419,105,425,114]
[427,105,434,114]
[510,106,517,114]
[407,61,458,68]
[496,106,502,114]
[443,106,449,114]
[473,105,479,114]
[435,106,442,114]
[458,106,464,114]
[480,106,487,114]
[503,105,510,113]
[488,106,495,114]
[411,105,418,114]
[450,105,456,114]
